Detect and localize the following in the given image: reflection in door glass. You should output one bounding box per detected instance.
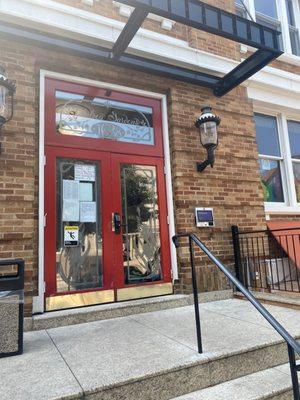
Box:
[121,164,162,284]
[56,159,102,292]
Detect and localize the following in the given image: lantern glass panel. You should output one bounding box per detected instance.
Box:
[0,85,13,123]
[200,121,218,146]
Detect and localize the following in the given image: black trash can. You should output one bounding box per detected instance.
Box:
[0,259,24,358]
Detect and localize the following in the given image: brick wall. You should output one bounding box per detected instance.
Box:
[0,0,299,315]
[0,40,38,314]
[0,34,268,314]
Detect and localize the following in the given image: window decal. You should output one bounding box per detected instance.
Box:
[56,91,154,145]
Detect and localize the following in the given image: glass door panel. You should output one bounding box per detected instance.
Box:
[121,164,162,284]
[56,158,102,293]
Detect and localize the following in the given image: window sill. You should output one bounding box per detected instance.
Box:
[279,52,300,67]
[264,203,300,215]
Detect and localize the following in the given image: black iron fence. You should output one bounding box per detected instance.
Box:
[231,225,300,293]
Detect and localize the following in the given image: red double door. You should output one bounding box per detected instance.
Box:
[44,78,172,311]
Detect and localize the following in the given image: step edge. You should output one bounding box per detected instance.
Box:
[76,339,297,398]
[234,292,300,307]
[169,364,294,400]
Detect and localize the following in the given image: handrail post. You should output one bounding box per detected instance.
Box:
[231,225,243,291]
[288,344,300,400]
[189,236,203,354]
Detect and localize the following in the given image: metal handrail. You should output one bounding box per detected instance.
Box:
[173,233,300,399]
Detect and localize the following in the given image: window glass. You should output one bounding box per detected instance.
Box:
[286,0,295,26]
[235,0,247,18]
[259,159,284,202]
[254,114,281,157]
[285,1,300,56]
[56,159,103,292]
[254,0,277,19]
[293,163,300,202]
[121,164,162,284]
[288,120,300,159]
[290,28,300,56]
[56,91,154,146]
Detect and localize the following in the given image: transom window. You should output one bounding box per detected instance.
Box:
[55,91,155,146]
[236,0,300,56]
[254,113,300,210]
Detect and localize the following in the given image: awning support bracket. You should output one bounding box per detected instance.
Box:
[112,7,148,60]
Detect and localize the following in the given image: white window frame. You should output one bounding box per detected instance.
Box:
[254,106,300,214]
[285,117,300,204]
[236,0,300,57]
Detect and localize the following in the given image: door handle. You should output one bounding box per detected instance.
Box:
[113,212,121,234]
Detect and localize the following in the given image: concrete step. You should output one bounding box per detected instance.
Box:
[25,290,233,331]
[234,291,300,311]
[3,299,299,400]
[171,363,297,400]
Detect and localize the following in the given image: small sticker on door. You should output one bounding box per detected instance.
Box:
[64,226,79,247]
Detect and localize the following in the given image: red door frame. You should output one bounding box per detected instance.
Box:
[44,78,172,303]
[45,78,164,157]
[111,154,172,289]
[44,146,114,299]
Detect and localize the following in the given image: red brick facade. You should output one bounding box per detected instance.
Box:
[0,0,299,315]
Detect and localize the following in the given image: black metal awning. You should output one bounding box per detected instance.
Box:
[0,0,283,96]
[115,0,283,96]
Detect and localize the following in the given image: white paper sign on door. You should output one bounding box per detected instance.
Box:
[63,179,79,200]
[80,201,96,223]
[63,200,79,222]
[75,164,96,182]
[79,182,93,201]
[62,180,79,221]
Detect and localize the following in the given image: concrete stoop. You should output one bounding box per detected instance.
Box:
[81,341,293,400]
[25,290,233,331]
[171,364,294,400]
[81,342,297,400]
[1,299,299,400]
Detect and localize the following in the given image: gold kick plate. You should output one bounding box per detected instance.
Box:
[117,282,173,301]
[46,289,114,311]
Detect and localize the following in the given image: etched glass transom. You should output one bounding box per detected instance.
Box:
[56,91,154,146]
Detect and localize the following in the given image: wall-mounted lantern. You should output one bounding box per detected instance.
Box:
[195,106,221,172]
[0,67,16,129]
